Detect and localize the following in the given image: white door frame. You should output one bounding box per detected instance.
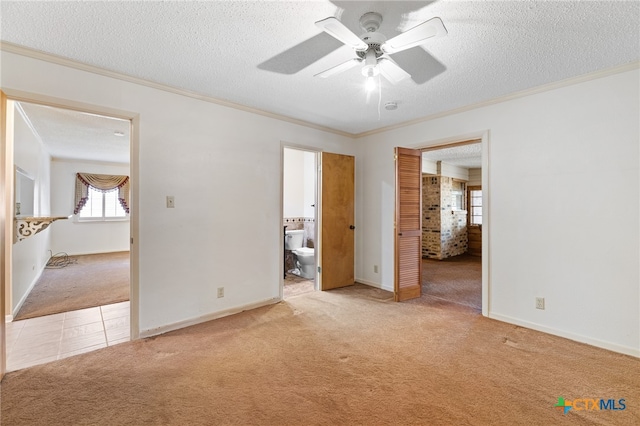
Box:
[417,130,490,316]
[280,143,321,299]
[1,89,141,351]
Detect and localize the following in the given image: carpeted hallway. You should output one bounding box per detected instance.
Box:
[421,253,482,311]
[1,283,638,425]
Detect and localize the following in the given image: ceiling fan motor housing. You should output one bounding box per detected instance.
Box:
[357,12,386,59]
[357,31,387,59]
[360,12,383,32]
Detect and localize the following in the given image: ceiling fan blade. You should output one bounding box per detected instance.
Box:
[258,33,344,75]
[378,58,411,84]
[381,17,447,54]
[314,58,362,78]
[315,17,368,51]
[390,48,446,85]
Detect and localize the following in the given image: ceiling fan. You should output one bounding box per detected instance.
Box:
[314,12,447,90]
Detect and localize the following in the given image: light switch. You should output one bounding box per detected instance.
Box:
[166,196,175,208]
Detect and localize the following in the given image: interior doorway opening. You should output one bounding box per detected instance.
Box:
[282,146,318,299]
[4,99,133,372]
[419,140,483,311]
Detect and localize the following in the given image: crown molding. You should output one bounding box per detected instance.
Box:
[0,41,354,138]
[51,157,129,167]
[13,101,48,153]
[353,60,640,138]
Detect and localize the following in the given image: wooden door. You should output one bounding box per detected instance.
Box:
[0,91,8,379]
[394,147,422,301]
[320,152,355,290]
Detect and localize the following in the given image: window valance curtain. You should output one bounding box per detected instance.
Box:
[74,173,130,214]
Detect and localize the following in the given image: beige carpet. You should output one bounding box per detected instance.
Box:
[422,254,482,310]
[13,252,130,321]
[2,283,638,425]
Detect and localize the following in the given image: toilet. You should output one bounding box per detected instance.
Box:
[284,229,315,279]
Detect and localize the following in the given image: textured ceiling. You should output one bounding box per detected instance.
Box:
[2,1,639,137]
[17,102,130,164]
[422,143,482,169]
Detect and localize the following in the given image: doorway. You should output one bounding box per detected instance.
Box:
[420,139,484,311]
[1,91,139,373]
[281,147,356,299]
[282,147,318,299]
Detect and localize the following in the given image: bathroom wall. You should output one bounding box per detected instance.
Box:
[283,148,316,273]
[283,147,316,246]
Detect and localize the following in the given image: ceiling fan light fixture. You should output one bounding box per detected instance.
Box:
[365,75,376,92]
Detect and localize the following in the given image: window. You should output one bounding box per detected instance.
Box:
[79,187,127,219]
[469,187,482,225]
[74,172,129,219]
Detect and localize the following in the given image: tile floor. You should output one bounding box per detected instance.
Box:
[6,301,130,372]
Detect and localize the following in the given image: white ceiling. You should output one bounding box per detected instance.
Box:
[422,143,482,169]
[2,0,639,142]
[17,102,130,164]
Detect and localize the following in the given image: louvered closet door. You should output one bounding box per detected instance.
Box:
[394,147,422,302]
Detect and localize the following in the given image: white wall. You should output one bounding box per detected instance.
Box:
[0,50,356,335]
[283,148,304,218]
[438,162,469,181]
[468,168,481,186]
[422,158,437,174]
[283,148,316,218]
[357,68,640,356]
[303,151,315,218]
[49,159,130,255]
[12,104,52,314]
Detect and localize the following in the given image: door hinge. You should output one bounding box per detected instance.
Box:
[130,237,133,245]
[317,266,322,273]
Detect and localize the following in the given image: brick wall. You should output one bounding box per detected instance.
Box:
[422,176,468,259]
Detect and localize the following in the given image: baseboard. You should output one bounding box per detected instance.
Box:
[356,278,393,292]
[55,250,130,256]
[489,312,640,358]
[12,265,46,318]
[139,297,280,339]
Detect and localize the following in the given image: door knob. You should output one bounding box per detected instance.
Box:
[349,225,355,230]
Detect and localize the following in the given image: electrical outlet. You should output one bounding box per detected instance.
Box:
[536,297,545,310]
[166,196,175,208]
[373,265,379,273]
[217,287,224,298]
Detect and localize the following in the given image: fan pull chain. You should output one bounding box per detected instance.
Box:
[377,74,382,121]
